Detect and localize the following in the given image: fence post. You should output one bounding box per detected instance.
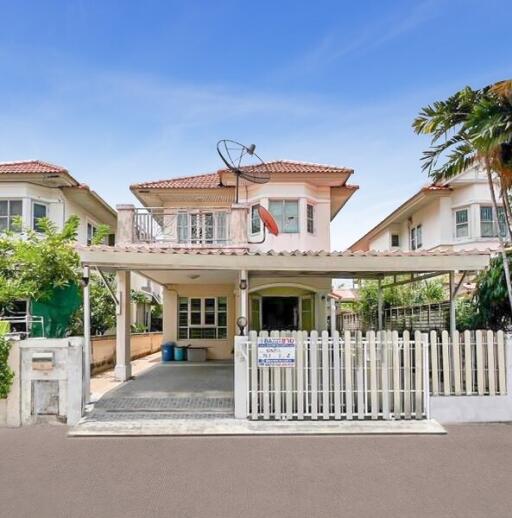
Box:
[234,335,249,419]
[422,333,430,420]
[506,333,512,396]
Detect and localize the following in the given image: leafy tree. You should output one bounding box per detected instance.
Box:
[354,277,445,328]
[413,80,512,313]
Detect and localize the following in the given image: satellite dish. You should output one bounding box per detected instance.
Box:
[257,205,279,236]
[217,139,271,202]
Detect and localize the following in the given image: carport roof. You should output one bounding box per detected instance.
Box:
[77,245,491,277]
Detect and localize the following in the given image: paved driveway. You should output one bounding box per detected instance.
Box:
[1,423,511,518]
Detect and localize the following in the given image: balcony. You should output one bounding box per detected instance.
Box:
[116,205,249,248]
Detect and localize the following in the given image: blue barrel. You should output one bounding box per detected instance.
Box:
[174,346,187,361]
[161,342,175,362]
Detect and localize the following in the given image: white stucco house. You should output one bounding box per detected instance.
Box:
[349,168,508,252]
[0,160,159,330]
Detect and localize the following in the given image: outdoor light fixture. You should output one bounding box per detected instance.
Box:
[237,316,247,336]
[239,279,248,290]
[81,267,90,288]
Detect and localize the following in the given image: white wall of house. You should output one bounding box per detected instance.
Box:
[0,181,110,245]
[367,170,504,252]
[242,182,331,251]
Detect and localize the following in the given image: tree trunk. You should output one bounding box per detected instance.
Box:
[500,185,512,240]
[486,168,512,314]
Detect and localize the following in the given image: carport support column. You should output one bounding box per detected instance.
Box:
[83,266,91,404]
[115,271,132,381]
[449,271,456,336]
[239,270,248,324]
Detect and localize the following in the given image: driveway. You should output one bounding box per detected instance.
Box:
[1,423,511,518]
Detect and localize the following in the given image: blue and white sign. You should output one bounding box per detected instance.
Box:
[257,337,296,367]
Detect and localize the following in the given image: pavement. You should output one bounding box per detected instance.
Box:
[1,423,511,518]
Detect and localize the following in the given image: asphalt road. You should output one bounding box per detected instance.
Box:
[1,423,511,518]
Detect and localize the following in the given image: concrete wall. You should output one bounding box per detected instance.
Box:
[0,339,21,427]
[91,332,163,374]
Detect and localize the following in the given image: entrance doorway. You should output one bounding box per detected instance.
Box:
[262,296,299,331]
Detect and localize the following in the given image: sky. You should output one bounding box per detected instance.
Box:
[0,0,510,249]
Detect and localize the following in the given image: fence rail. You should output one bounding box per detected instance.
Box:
[236,329,509,422]
[430,330,507,396]
[243,330,429,421]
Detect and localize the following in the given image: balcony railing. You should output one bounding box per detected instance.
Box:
[133,207,232,246]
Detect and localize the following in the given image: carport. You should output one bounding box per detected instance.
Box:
[78,245,491,417]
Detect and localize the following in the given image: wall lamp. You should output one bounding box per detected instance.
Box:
[239,279,248,291]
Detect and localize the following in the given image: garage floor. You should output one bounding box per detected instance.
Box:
[86,361,235,422]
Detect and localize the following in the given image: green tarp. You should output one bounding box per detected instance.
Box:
[31,284,81,338]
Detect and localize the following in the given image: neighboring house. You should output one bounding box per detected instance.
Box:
[349,168,508,252]
[0,160,159,331]
[125,160,358,359]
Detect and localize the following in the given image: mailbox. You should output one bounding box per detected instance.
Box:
[32,351,54,371]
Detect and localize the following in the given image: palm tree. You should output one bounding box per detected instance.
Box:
[412,80,512,314]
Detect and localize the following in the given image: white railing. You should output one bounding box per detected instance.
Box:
[133,207,231,246]
[238,330,429,421]
[430,330,507,396]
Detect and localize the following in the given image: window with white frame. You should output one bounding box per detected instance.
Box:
[455,208,469,239]
[307,203,314,233]
[32,202,47,232]
[178,296,228,339]
[251,205,261,234]
[480,206,507,238]
[87,222,97,245]
[269,200,299,233]
[0,200,23,232]
[410,224,422,250]
[177,211,228,244]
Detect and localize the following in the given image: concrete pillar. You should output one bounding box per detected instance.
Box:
[330,297,336,336]
[230,204,249,246]
[239,270,248,319]
[116,204,135,245]
[82,266,91,404]
[449,272,456,336]
[377,278,383,330]
[162,287,178,342]
[234,335,248,418]
[115,271,132,381]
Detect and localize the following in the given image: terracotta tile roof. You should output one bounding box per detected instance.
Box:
[0,160,69,175]
[132,172,222,190]
[76,244,491,257]
[131,160,353,190]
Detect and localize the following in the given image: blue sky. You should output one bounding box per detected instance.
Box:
[0,0,510,249]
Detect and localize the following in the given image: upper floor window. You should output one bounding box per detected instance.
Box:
[455,209,469,239]
[269,200,299,233]
[177,211,228,245]
[32,202,47,232]
[0,200,22,232]
[251,205,261,234]
[391,233,400,247]
[87,222,97,245]
[307,204,314,234]
[480,206,507,238]
[410,224,422,250]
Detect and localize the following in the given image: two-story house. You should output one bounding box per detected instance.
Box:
[0,160,158,332]
[125,160,358,359]
[349,168,507,252]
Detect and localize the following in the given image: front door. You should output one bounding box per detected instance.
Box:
[261,296,299,331]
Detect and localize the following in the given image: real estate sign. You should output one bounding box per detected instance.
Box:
[257,337,296,367]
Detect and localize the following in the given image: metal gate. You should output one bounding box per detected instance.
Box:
[235,330,429,421]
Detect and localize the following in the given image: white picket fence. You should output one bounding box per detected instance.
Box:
[430,330,507,396]
[242,330,429,421]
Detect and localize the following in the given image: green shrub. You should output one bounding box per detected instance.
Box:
[0,323,14,399]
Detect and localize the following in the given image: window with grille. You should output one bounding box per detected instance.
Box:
[391,233,400,247]
[0,200,22,232]
[307,204,314,233]
[178,296,228,340]
[177,211,228,244]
